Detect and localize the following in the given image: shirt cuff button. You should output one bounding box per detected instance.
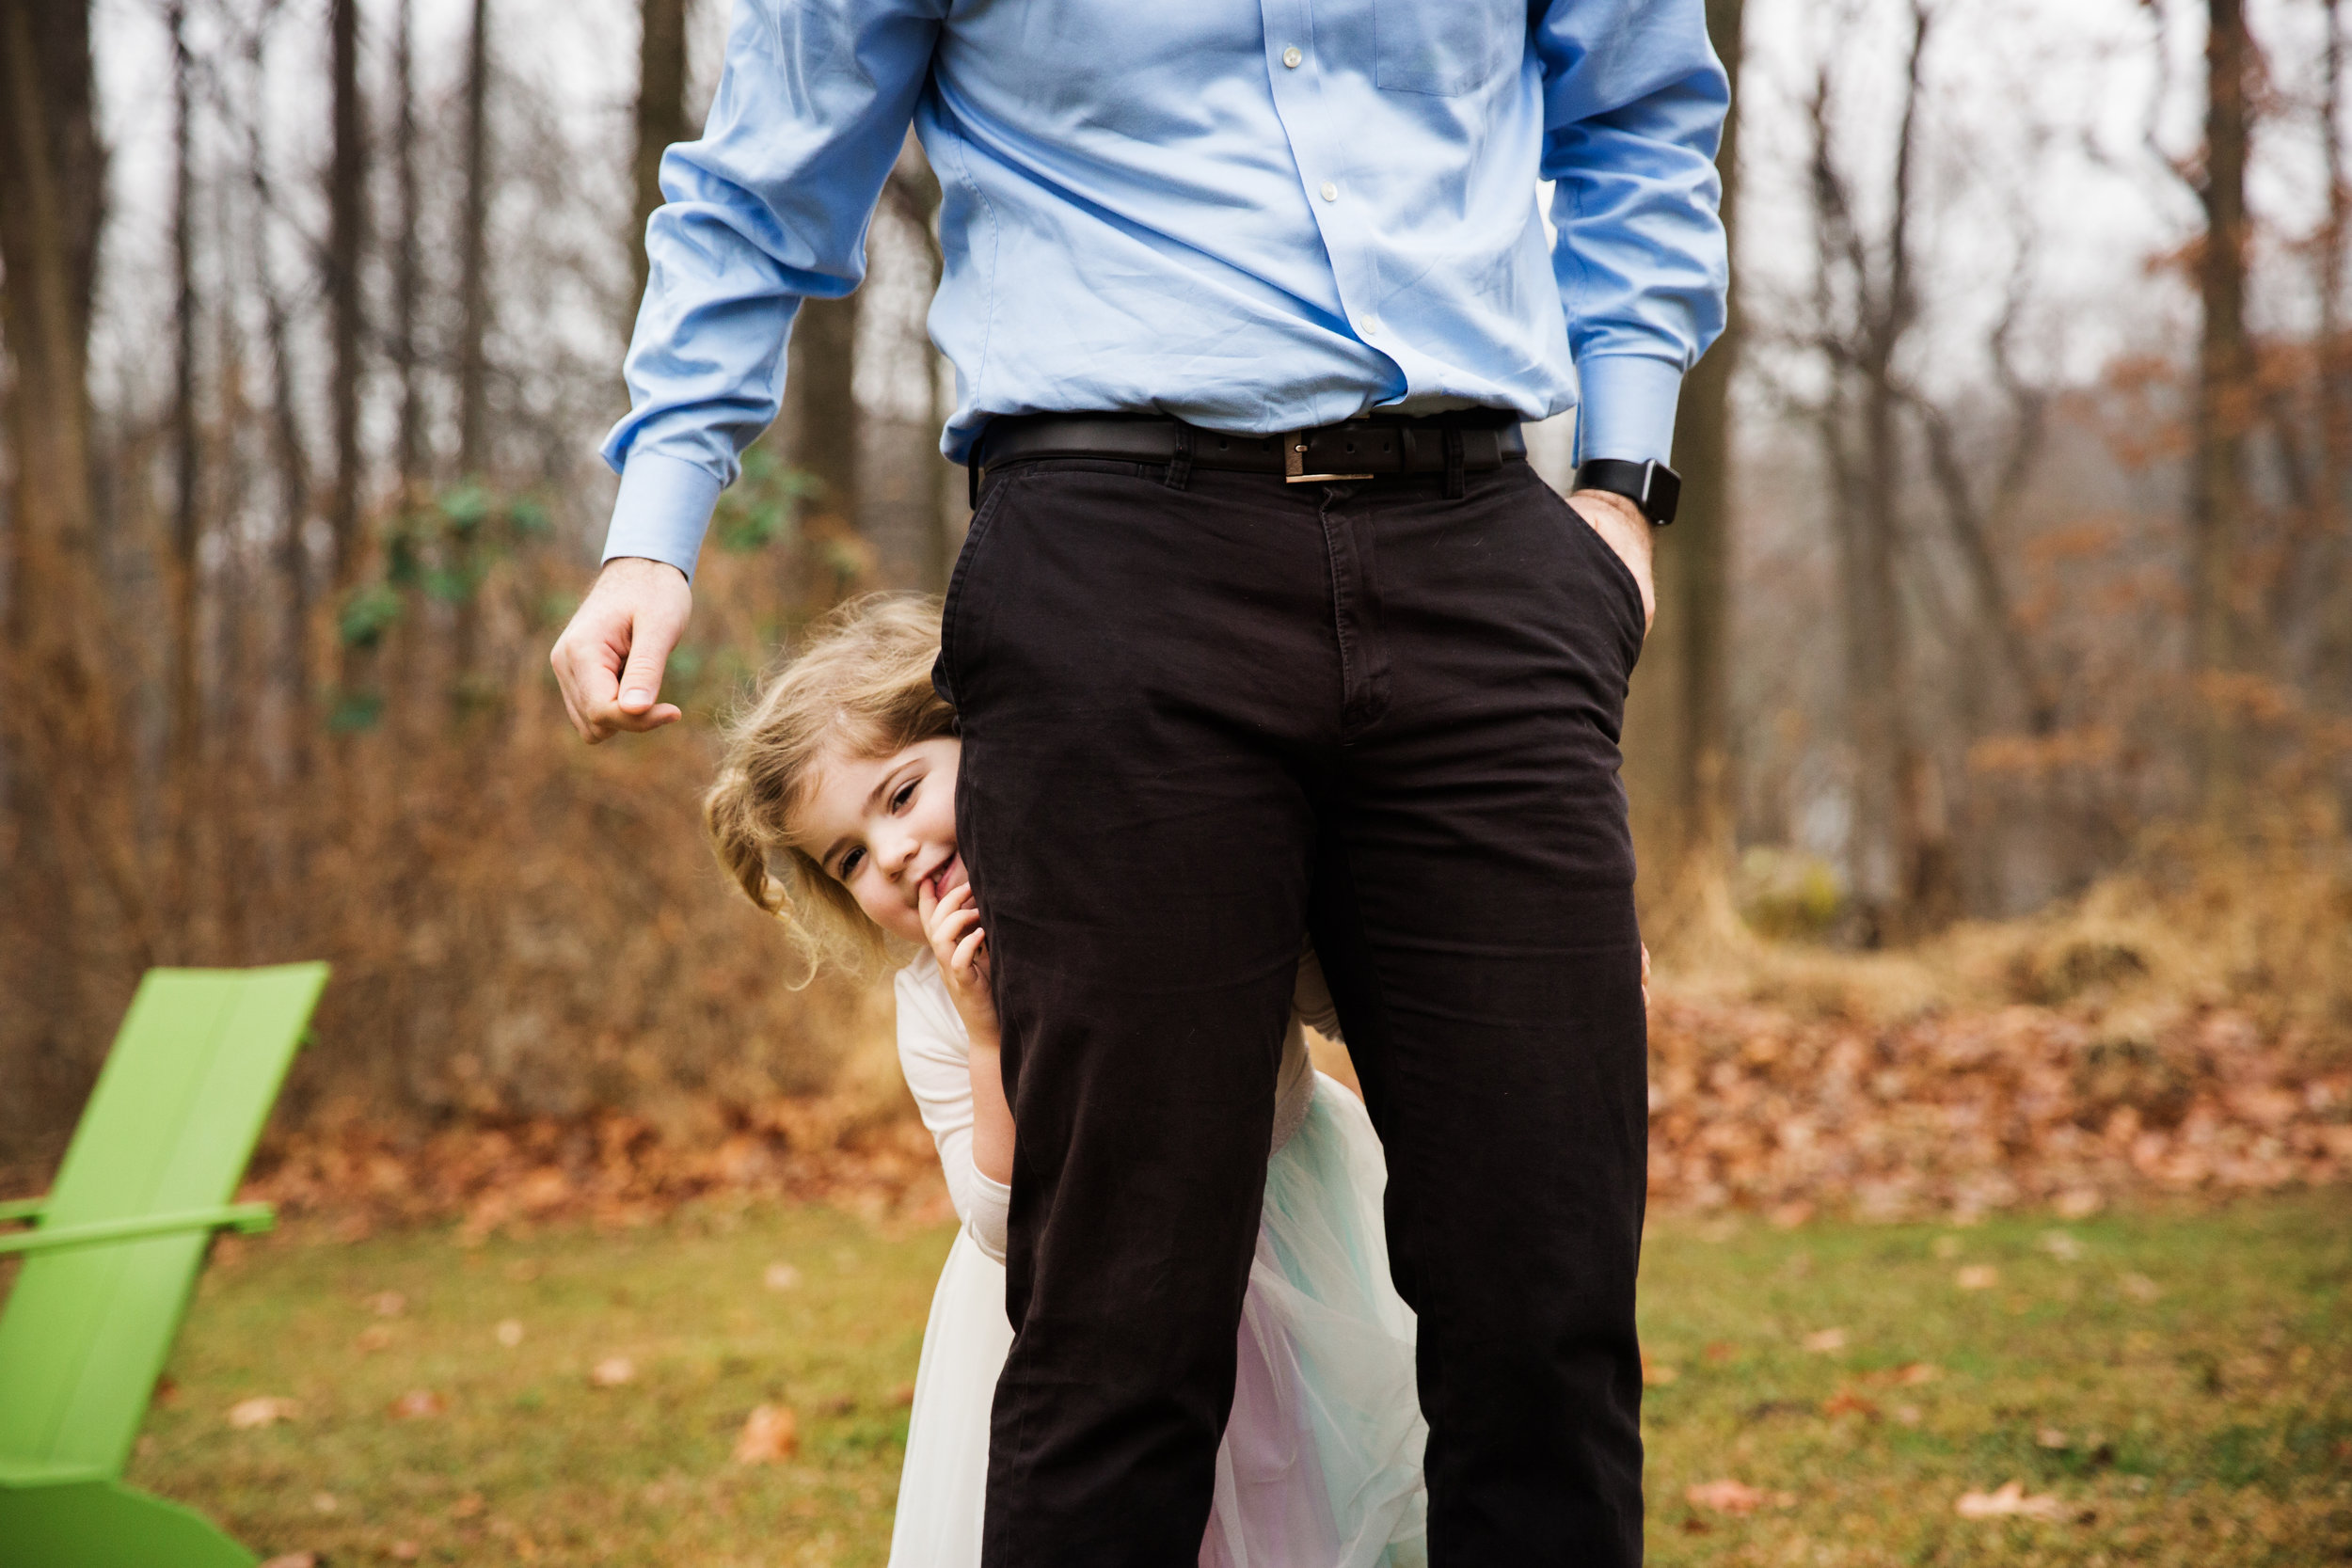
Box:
[1282,45,1303,68]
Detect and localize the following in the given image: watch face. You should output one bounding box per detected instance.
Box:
[1647,463,1681,526]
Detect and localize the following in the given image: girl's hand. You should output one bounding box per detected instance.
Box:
[919,879,1000,1046]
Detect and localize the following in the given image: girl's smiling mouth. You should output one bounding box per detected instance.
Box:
[923,854,966,903]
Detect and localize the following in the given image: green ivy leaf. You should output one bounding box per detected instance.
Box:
[326,689,386,734]
[338,584,405,648]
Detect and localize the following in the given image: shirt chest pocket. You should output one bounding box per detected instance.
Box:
[1373,0,1524,96]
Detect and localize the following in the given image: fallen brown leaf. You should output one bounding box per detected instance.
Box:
[496,1319,525,1347]
[2037,1427,2071,1449]
[260,1555,318,1568]
[734,1402,800,1464]
[2054,1188,2105,1220]
[1955,1481,2068,1522]
[1803,1327,1848,1353]
[356,1324,394,1353]
[1640,1347,1679,1386]
[763,1262,803,1291]
[590,1355,636,1387]
[1703,1341,1739,1363]
[1686,1478,1795,1514]
[365,1291,406,1317]
[451,1492,485,1519]
[1956,1265,2000,1291]
[1821,1388,1879,1418]
[390,1543,421,1562]
[388,1388,446,1419]
[228,1396,296,1429]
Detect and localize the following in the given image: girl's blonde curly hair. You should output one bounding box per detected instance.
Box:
[704,592,955,981]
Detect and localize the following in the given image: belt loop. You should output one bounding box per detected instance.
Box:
[967,460,982,512]
[1164,423,1195,491]
[1443,427,1466,499]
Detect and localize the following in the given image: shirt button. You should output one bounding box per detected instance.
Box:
[1282,45,1303,68]
[1319,181,1338,202]
[1363,318,1381,338]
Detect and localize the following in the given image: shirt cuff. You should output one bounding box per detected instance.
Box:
[1574,355,1687,467]
[602,451,723,583]
[968,1170,1011,1263]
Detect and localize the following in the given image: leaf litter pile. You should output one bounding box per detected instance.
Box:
[1642,995,2348,1221]
[228,986,2349,1240]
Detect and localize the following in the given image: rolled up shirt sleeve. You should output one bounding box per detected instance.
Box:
[1537,0,1730,467]
[599,0,943,580]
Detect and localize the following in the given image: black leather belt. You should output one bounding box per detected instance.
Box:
[970,412,1525,501]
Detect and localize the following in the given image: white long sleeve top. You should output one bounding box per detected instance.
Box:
[894,951,1341,1263]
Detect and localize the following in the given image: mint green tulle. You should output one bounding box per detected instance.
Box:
[1208,1074,1429,1567]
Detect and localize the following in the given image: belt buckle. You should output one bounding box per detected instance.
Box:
[1283,430,1375,484]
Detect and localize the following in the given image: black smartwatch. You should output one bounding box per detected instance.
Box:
[1573,457,1681,527]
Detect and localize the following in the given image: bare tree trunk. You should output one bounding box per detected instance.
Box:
[2320,0,2352,727]
[0,0,152,1126]
[1809,3,1947,943]
[458,0,491,477]
[1628,0,1742,941]
[632,0,691,318]
[240,22,317,773]
[881,143,948,591]
[327,0,367,585]
[787,292,863,586]
[2191,0,2251,822]
[454,0,491,695]
[1873,4,1954,936]
[166,0,203,953]
[392,0,423,487]
[328,0,373,715]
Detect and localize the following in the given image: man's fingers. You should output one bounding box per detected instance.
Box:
[549,557,692,745]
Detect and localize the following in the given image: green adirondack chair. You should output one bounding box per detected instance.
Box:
[0,962,328,1568]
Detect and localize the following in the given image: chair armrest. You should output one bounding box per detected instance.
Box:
[0,1196,44,1225]
[0,1202,275,1257]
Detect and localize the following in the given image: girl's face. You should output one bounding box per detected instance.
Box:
[788,736,965,945]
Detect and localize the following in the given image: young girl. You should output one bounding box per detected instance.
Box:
[705,594,1429,1568]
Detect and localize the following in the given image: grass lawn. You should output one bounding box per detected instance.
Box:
[124,1192,2349,1565]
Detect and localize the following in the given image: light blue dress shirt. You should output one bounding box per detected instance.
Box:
[604,0,1729,579]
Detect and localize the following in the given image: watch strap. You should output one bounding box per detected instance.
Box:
[1573,457,1681,527]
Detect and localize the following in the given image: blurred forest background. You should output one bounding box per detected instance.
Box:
[2,0,2348,1219]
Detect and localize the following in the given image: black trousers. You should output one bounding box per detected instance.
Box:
[936,454,1649,1566]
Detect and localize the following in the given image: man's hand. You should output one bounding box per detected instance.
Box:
[1568,488,1658,635]
[549,557,692,742]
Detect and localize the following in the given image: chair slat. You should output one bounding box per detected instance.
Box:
[0,964,326,1479]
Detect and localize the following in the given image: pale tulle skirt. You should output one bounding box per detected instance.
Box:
[887,1073,1429,1568]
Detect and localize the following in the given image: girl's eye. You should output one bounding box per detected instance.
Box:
[891,780,917,812]
[838,847,865,879]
